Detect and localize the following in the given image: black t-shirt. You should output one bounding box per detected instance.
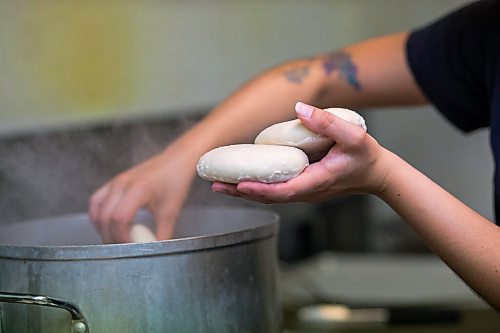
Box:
[406,0,500,220]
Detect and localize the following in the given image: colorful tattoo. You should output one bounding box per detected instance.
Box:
[322,51,361,91]
[283,51,360,90]
[284,65,310,84]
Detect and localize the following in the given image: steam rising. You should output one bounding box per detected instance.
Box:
[0,114,210,225]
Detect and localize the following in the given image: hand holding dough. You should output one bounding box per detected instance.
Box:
[196,106,366,184]
[197,144,308,184]
[255,107,366,160]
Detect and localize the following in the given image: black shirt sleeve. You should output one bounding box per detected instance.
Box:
[406,0,499,132]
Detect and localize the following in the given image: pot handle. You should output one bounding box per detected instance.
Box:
[0,291,89,333]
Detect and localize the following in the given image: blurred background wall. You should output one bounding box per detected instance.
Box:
[1,0,490,251]
[0,0,473,132]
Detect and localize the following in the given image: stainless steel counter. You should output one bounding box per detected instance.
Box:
[280,252,500,332]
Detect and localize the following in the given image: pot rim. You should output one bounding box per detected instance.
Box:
[0,207,279,261]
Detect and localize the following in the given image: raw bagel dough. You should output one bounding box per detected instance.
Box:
[197,144,308,184]
[254,107,366,160]
[130,224,157,243]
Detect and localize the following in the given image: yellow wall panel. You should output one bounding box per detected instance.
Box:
[0,0,470,135]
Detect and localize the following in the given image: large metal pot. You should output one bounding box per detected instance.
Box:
[0,207,280,333]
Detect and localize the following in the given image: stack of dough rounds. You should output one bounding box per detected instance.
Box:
[196,107,366,184]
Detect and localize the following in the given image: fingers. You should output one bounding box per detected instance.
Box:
[89,184,110,227]
[154,204,180,241]
[212,162,336,203]
[107,187,150,243]
[295,102,367,149]
[213,182,276,204]
[212,182,242,197]
[89,177,150,244]
[238,163,335,202]
[89,179,183,243]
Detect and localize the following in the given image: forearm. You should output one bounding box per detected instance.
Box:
[378,149,500,309]
[166,57,331,161]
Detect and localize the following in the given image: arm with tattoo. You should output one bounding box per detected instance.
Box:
[284,51,361,90]
[90,31,427,243]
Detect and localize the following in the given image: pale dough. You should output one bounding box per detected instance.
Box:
[254,107,367,160]
[130,224,157,243]
[197,144,308,184]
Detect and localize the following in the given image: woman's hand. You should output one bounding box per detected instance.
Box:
[89,149,196,243]
[212,102,391,204]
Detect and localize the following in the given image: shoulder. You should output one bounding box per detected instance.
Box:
[408,0,498,53]
[405,0,499,132]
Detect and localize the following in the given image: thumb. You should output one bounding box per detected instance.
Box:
[295,102,365,148]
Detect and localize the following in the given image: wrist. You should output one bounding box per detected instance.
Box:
[373,149,418,205]
[367,147,398,197]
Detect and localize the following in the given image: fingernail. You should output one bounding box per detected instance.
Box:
[295,102,314,118]
[212,183,229,194]
[212,183,223,193]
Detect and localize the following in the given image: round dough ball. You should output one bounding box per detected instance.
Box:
[130,224,157,243]
[197,144,308,184]
[254,107,366,161]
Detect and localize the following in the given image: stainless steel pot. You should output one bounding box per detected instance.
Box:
[0,207,280,333]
